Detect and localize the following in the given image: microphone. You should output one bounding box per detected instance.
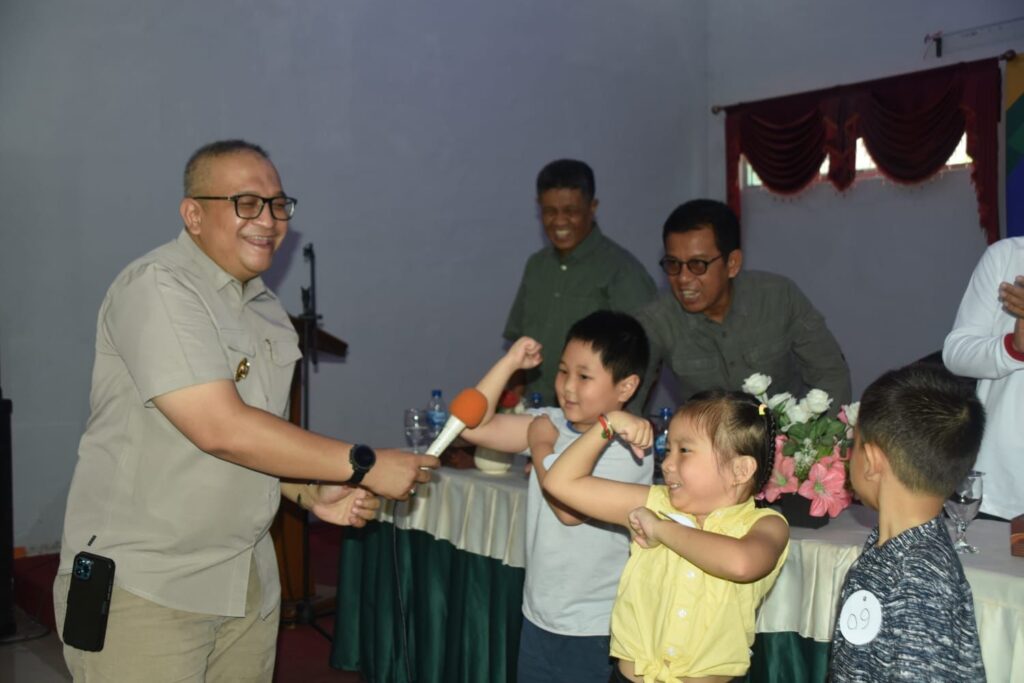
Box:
[425,388,488,458]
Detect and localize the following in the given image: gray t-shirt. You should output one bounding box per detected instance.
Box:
[829,516,985,681]
[521,407,654,636]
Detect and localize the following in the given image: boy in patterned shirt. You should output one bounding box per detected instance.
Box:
[829,363,986,681]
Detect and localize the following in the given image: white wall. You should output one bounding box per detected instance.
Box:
[0,0,705,549]
[706,0,1024,398]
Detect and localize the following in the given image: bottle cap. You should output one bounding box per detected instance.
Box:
[432,389,442,397]
[661,407,672,418]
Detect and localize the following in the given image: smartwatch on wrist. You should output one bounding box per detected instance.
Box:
[346,444,376,485]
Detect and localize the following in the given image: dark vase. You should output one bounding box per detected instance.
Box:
[778,494,829,529]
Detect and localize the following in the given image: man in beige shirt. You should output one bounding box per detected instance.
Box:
[54,140,437,681]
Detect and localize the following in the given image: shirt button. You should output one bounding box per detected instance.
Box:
[554,292,561,298]
[677,608,688,619]
[686,570,696,579]
[560,264,568,271]
[667,646,678,657]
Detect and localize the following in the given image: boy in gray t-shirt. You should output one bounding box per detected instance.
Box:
[830,363,985,681]
[462,311,653,683]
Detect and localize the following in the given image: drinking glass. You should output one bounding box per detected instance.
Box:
[404,409,430,454]
[943,470,984,554]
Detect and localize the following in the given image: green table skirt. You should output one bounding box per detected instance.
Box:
[331,522,525,683]
[330,522,830,683]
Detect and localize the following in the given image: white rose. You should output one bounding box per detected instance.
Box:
[786,401,812,425]
[742,373,772,396]
[843,401,860,426]
[804,389,832,415]
[767,392,793,411]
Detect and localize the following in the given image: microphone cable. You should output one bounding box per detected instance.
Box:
[390,499,416,683]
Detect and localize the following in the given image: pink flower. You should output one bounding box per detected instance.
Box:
[761,455,799,503]
[798,461,852,517]
[831,441,850,462]
[774,434,788,461]
[838,406,849,425]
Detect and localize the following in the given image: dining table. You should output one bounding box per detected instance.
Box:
[330,462,1024,682]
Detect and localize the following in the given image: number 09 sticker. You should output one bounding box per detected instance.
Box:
[838,589,882,645]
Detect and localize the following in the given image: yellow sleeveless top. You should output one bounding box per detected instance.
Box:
[609,488,789,681]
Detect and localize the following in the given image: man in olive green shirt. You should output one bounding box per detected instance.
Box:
[632,199,850,412]
[504,159,656,405]
[55,140,437,681]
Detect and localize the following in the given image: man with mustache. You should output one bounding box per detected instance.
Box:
[54,140,436,681]
[632,199,850,413]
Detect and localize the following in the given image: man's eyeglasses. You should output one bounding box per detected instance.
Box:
[658,255,723,277]
[190,194,298,221]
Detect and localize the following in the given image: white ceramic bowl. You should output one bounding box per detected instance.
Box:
[474,448,513,474]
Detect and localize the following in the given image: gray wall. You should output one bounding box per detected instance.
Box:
[0,0,704,550]
[2,0,1021,550]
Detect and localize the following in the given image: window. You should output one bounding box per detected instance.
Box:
[744,133,971,188]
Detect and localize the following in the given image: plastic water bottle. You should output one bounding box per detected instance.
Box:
[652,407,672,484]
[654,407,672,461]
[426,389,448,439]
[528,392,543,410]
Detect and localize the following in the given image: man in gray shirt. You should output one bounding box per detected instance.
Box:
[55,140,437,681]
[632,199,850,412]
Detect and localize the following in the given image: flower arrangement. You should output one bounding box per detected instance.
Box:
[741,373,860,518]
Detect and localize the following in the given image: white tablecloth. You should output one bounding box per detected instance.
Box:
[756,504,1024,681]
[381,468,1024,680]
[380,462,529,568]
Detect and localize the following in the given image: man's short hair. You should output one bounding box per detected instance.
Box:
[662,199,741,256]
[536,159,596,200]
[859,363,985,498]
[183,139,270,197]
[564,310,648,385]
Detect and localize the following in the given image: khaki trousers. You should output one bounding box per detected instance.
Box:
[53,560,279,682]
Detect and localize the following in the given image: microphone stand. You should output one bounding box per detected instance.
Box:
[286,244,332,641]
[300,243,320,431]
[0,355,15,638]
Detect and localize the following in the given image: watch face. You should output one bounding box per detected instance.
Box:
[352,444,376,470]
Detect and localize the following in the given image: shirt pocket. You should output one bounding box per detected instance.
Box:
[265,337,301,417]
[742,337,792,378]
[220,328,260,405]
[668,350,724,390]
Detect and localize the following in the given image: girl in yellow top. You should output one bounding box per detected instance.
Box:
[537,390,790,683]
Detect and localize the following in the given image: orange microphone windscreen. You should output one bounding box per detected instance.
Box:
[450,388,489,428]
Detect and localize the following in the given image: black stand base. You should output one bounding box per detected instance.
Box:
[280,588,336,641]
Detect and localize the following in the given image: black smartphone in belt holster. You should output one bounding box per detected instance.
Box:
[62,551,116,652]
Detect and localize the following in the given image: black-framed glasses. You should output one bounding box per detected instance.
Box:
[658,255,723,276]
[190,194,298,220]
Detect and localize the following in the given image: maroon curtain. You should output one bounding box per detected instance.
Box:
[725,59,1001,243]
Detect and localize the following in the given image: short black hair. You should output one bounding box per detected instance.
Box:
[662,199,741,256]
[679,390,777,499]
[564,310,648,385]
[536,159,596,200]
[859,363,985,498]
[184,139,270,196]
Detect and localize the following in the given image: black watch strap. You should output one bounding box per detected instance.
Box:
[346,443,376,485]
